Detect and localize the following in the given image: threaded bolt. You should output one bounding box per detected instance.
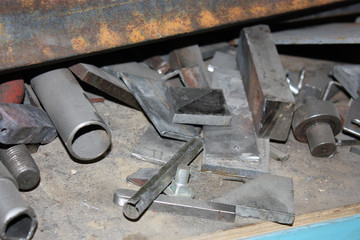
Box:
[0,144,40,190]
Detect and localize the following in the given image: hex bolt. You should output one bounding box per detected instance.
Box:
[0,144,40,190]
[164,165,195,198]
[292,96,341,157]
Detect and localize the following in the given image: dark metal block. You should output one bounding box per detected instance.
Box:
[0,103,57,145]
[167,87,232,126]
[237,25,295,141]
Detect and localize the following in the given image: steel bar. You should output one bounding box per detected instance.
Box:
[115,188,236,223]
[123,137,203,220]
[31,68,111,161]
[69,63,140,109]
[0,161,37,240]
[121,72,200,141]
[237,25,295,141]
[0,103,57,145]
[344,98,360,138]
[273,23,360,45]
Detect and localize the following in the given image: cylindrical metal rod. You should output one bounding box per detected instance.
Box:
[306,123,336,157]
[31,68,111,161]
[0,162,37,240]
[123,137,203,220]
[0,144,40,191]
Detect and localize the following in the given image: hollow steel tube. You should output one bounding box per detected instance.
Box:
[31,68,111,161]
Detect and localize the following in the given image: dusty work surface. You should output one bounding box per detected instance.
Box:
[24,55,360,240]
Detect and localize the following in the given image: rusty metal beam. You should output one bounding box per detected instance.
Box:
[0,0,345,72]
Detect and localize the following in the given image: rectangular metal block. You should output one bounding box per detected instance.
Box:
[69,63,140,109]
[202,67,269,178]
[169,45,211,88]
[237,25,295,141]
[167,87,232,126]
[114,188,236,223]
[121,72,199,141]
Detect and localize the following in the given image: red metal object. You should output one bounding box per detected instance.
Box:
[0,0,346,73]
[0,79,24,104]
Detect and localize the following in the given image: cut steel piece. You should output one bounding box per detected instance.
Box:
[31,68,111,161]
[114,188,235,223]
[167,87,232,126]
[69,63,140,109]
[121,73,200,141]
[123,137,203,220]
[132,125,186,165]
[0,103,57,145]
[144,56,170,74]
[202,67,268,178]
[200,42,232,60]
[215,174,295,225]
[169,45,210,88]
[126,168,159,187]
[273,23,360,45]
[207,52,238,73]
[102,62,163,81]
[237,25,295,141]
[344,97,360,138]
[333,65,360,99]
[0,161,37,240]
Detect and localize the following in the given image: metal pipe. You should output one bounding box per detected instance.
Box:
[123,137,203,220]
[0,162,37,240]
[31,68,111,161]
[0,144,40,191]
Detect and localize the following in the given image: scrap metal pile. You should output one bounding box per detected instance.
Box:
[1,10,360,240]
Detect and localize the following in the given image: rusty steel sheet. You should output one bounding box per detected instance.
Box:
[0,0,345,73]
[273,23,360,45]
